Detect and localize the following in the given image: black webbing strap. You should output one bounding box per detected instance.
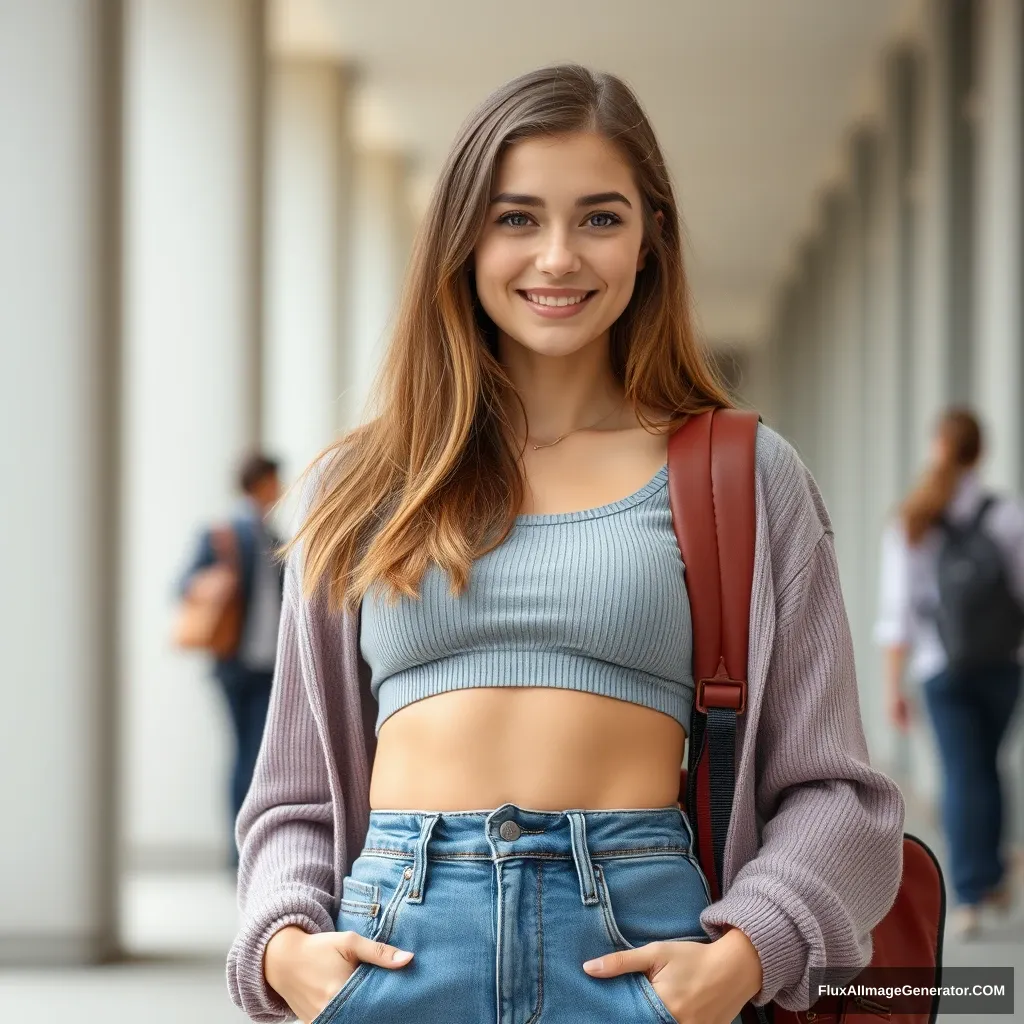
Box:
[707,705,737,891]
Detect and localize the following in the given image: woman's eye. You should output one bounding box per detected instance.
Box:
[498,212,531,228]
[496,211,622,229]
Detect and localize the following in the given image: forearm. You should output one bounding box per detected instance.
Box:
[882,644,909,695]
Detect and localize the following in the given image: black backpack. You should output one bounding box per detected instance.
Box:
[932,495,1024,673]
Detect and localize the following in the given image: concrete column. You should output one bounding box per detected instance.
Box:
[973,0,1024,852]
[0,0,121,963]
[344,148,415,430]
[263,60,356,517]
[789,240,823,472]
[901,0,980,805]
[815,193,846,514]
[973,0,1023,490]
[911,0,976,464]
[863,49,922,777]
[742,296,788,431]
[121,0,265,869]
[845,132,882,760]
[764,285,797,439]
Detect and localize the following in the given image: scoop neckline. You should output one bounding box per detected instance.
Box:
[515,462,668,525]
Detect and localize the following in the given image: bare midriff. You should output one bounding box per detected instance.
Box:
[369,412,683,813]
[369,686,687,811]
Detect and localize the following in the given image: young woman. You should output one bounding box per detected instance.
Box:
[876,408,1024,939]
[227,64,904,1024]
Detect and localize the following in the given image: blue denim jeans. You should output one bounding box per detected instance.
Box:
[313,802,739,1024]
[216,665,274,866]
[922,661,1022,905]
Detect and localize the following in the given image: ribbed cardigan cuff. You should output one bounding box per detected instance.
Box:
[699,881,809,1009]
[227,893,336,1023]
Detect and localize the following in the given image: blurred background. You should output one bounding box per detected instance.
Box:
[2,0,1023,1019]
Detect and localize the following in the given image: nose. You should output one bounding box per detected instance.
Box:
[534,227,581,277]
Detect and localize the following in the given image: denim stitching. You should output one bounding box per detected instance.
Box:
[591,846,692,858]
[524,861,544,1024]
[593,864,674,1024]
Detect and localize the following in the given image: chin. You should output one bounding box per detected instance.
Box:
[503,327,600,358]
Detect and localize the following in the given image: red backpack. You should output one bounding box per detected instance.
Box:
[670,408,946,1024]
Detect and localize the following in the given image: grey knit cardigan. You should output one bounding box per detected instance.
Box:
[226,424,906,1022]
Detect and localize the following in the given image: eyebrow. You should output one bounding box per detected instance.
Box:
[489,191,633,210]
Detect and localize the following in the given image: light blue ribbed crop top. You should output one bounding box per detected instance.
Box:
[358,463,694,737]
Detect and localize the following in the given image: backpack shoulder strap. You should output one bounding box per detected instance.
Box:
[972,494,998,531]
[668,408,758,885]
[209,523,240,568]
[668,406,764,1024]
[668,408,758,698]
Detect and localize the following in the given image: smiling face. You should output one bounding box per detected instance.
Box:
[472,132,659,361]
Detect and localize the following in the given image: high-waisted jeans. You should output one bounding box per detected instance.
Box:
[312,802,737,1024]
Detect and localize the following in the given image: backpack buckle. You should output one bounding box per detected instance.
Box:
[695,669,747,715]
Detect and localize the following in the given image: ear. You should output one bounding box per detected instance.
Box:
[637,210,665,271]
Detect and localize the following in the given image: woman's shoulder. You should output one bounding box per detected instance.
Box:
[752,421,832,590]
[753,421,831,532]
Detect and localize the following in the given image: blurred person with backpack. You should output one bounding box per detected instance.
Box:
[177,452,286,868]
[875,408,1024,937]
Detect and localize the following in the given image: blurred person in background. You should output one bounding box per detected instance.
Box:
[180,452,285,869]
[876,408,1024,938]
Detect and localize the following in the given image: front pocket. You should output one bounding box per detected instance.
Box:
[316,861,414,1024]
[593,857,712,1024]
[336,854,412,941]
[594,854,710,950]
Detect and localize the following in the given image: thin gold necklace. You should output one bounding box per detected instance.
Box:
[526,398,625,450]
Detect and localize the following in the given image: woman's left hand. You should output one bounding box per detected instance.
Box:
[582,926,763,1024]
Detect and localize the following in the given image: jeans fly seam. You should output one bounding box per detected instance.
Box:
[524,861,544,1024]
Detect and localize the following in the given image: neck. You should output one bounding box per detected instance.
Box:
[496,329,625,441]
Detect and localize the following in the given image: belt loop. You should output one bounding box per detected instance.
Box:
[567,811,599,906]
[407,813,439,904]
[676,805,697,855]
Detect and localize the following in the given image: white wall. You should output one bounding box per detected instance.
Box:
[264,60,355,514]
[344,148,413,430]
[121,0,263,867]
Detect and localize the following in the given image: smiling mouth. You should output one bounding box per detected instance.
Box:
[516,290,597,308]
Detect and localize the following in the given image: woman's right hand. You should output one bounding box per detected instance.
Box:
[263,924,415,1024]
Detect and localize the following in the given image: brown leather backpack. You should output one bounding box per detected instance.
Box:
[173,525,243,659]
[669,408,946,1024]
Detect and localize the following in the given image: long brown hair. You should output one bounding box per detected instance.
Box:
[285,63,733,613]
[900,408,983,545]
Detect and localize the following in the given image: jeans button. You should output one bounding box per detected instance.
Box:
[499,820,522,841]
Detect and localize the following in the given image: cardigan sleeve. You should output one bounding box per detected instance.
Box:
[225,561,336,1022]
[226,457,344,1023]
[699,529,906,1010]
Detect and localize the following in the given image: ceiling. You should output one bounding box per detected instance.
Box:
[273,0,919,345]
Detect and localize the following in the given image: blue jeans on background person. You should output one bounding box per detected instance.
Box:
[312,802,741,1024]
[216,664,274,867]
[922,661,1022,906]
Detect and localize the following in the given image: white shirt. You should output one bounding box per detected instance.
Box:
[873,470,1024,684]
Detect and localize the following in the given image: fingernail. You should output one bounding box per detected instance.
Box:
[583,958,604,973]
[392,950,413,962]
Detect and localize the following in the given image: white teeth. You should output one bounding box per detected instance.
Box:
[526,292,588,307]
